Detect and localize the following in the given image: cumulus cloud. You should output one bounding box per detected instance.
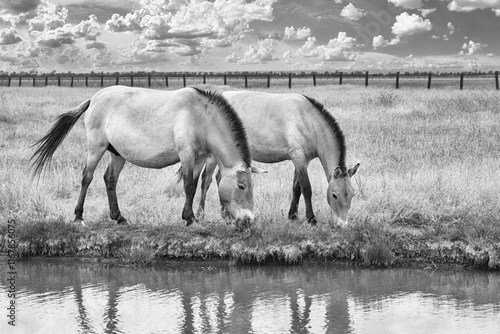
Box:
[238,38,278,64]
[284,26,311,40]
[0,0,41,15]
[85,40,107,50]
[372,35,400,49]
[297,36,319,57]
[388,0,423,9]
[27,1,68,32]
[340,3,365,20]
[34,24,75,47]
[448,0,500,16]
[392,12,432,36]
[419,8,436,17]
[0,27,23,45]
[459,40,487,55]
[447,22,455,34]
[72,14,101,41]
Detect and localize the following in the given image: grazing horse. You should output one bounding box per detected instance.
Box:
[30,86,264,226]
[198,90,360,226]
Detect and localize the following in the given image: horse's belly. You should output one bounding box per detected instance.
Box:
[111,137,180,169]
[250,143,290,163]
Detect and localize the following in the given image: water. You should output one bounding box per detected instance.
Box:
[1,259,499,334]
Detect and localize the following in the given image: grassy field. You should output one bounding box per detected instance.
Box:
[1,85,500,268]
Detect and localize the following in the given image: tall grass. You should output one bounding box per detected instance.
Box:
[1,85,500,261]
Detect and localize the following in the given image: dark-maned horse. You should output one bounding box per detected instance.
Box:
[198,90,359,226]
[30,86,264,226]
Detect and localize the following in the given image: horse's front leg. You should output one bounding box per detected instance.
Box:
[104,153,128,225]
[198,155,217,218]
[288,168,302,220]
[291,158,316,225]
[179,152,201,226]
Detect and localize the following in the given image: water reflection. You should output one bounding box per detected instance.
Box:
[1,260,499,333]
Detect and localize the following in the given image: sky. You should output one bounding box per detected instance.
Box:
[0,0,499,73]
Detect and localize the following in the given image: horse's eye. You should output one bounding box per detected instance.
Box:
[237,184,246,190]
[331,192,338,200]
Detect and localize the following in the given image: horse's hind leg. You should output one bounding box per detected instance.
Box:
[104,153,128,225]
[74,144,107,225]
[288,168,302,220]
[179,151,198,226]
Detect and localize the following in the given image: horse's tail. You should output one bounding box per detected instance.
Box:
[30,99,91,178]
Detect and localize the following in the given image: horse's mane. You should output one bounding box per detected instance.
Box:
[192,87,251,167]
[302,95,347,171]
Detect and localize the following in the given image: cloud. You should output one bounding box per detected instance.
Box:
[419,8,436,17]
[388,0,423,9]
[34,24,75,47]
[284,26,311,40]
[85,40,107,50]
[0,27,23,45]
[316,32,357,61]
[448,0,500,16]
[238,38,278,64]
[72,14,101,41]
[459,40,487,55]
[0,0,41,15]
[27,1,68,32]
[447,22,455,34]
[372,35,401,49]
[340,3,365,20]
[297,36,319,57]
[392,12,432,36]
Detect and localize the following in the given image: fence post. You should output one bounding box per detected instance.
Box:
[223,75,227,85]
[19,76,22,87]
[396,71,400,89]
[7,75,11,87]
[85,76,88,87]
[495,71,499,90]
[131,75,134,87]
[165,76,168,87]
[33,76,36,87]
[288,73,292,89]
[339,72,343,85]
[313,74,316,86]
[245,75,248,89]
[460,72,464,90]
[58,75,61,87]
[267,75,270,88]
[427,72,432,89]
[46,76,49,86]
[116,75,119,86]
[148,74,152,87]
[203,74,206,85]
[183,75,186,87]
[101,75,104,87]
[365,71,369,87]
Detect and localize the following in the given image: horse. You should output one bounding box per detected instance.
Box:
[30,86,265,227]
[197,90,360,226]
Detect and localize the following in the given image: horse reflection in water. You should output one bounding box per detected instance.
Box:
[30,86,265,226]
[198,91,360,226]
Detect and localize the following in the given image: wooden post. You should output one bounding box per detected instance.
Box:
[101,75,104,87]
[288,73,292,89]
[148,74,152,87]
[58,75,61,87]
[244,75,248,88]
[131,75,134,87]
[339,72,343,85]
[267,75,270,88]
[33,76,36,87]
[183,75,186,87]
[7,75,11,87]
[460,72,464,90]
[365,71,369,87]
[223,75,227,85]
[203,74,206,84]
[427,72,432,89]
[85,76,88,87]
[495,71,499,90]
[46,76,49,86]
[165,76,168,87]
[19,77,22,87]
[116,75,119,86]
[70,76,74,87]
[396,71,400,89]
[313,74,316,86]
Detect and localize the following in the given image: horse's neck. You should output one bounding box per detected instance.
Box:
[316,131,341,182]
[206,123,243,170]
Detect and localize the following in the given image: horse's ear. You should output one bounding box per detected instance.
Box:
[348,163,360,177]
[251,166,268,174]
[332,167,343,179]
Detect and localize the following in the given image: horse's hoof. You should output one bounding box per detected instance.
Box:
[117,217,130,225]
[74,219,85,226]
[288,212,298,220]
[308,217,317,226]
[185,217,197,226]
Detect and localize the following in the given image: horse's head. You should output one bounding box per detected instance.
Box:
[217,164,267,226]
[327,163,360,226]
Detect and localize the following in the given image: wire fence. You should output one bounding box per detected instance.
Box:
[0,71,499,90]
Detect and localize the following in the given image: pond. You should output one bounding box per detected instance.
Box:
[1,259,499,333]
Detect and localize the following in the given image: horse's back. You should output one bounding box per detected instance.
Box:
[222,90,318,162]
[84,86,204,168]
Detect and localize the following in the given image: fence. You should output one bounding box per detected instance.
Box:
[0,71,499,90]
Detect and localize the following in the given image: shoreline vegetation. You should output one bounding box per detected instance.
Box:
[1,85,499,270]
